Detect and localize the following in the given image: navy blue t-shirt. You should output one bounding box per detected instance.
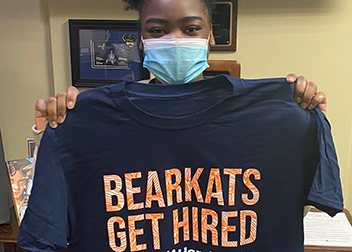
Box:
[18,75,343,252]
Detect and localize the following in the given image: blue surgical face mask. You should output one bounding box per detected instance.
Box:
[142,38,209,84]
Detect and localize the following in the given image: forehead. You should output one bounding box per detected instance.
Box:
[141,0,209,23]
[11,170,23,179]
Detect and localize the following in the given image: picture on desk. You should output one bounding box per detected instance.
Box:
[6,158,34,224]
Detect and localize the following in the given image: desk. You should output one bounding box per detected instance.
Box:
[0,208,22,252]
[1,208,351,251]
[0,208,68,252]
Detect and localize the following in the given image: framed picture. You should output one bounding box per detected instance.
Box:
[69,20,149,87]
[210,0,238,51]
[6,158,34,224]
[27,138,35,158]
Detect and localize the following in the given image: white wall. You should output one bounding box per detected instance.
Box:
[0,0,53,160]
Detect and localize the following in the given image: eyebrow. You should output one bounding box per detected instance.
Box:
[145,16,204,24]
[181,16,204,22]
[145,18,169,24]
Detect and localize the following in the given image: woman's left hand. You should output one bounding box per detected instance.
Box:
[286,74,327,114]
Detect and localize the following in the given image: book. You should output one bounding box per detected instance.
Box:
[6,158,34,224]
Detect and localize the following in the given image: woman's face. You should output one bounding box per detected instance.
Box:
[10,170,26,201]
[140,0,215,43]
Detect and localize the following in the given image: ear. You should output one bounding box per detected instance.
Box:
[209,24,216,46]
[139,39,144,51]
[207,26,215,59]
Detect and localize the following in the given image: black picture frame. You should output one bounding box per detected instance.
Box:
[210,0,238,51]
[69,19,149,87]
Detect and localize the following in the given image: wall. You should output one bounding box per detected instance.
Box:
[218,0,352,212]
[47,0,138,94]
[0,0,53,161]
[0,0,350,211]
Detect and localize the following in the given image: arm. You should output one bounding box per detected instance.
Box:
[18,130,68,251]
[33,86,79,161]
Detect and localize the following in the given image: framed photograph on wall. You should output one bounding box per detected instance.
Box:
[210,0,238,51]
[69,20,149,87]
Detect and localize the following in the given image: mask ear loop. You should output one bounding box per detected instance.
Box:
[208,31,213,46]
[140,36,147,51]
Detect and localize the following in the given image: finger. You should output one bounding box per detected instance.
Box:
[34,99,47,118]
[34,99,49,131]
[286,73,297,83]
[308,92,327,114]
[300,81,318,109]
[56,92,67,124]
[293,76,307,104]
[46,97,58,128]
[66,86,80,109]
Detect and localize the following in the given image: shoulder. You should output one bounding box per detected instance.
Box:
[232,76,318,129]
[76,83,119,104]
[72,81,126,113]
[241,77,292,94]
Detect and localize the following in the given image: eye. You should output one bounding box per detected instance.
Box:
[19,180,26,186]
[148,28,165,34]
[185,26,200,35]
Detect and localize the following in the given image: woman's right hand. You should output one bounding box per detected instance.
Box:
[34,86,80,130]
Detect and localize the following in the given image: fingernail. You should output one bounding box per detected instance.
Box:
[58,116,63,123]
[308,104,314,109]
[68,101,73,109]
[301,102,307,108]
[50,121,58,128]
[296,97,301,103]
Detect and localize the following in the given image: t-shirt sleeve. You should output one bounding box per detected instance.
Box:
[306,108,344,217]
[17,128,68,251]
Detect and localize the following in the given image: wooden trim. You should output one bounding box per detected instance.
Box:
[206,60,241,78]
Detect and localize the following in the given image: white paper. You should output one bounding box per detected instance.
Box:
[304,211,352,247]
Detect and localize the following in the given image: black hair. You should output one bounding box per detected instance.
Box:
[122,0,215,21]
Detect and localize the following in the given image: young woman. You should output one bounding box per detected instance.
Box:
[20,1,341,252]
[30,0,326,237]
[34,0,326,131]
